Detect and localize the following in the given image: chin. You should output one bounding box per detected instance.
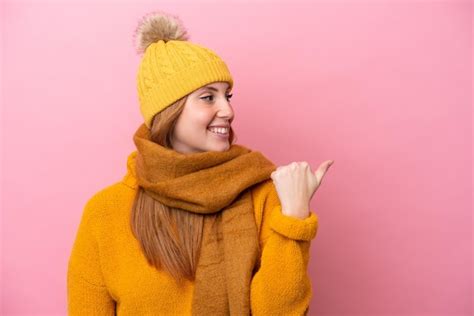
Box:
[208,142,230,152]
[211,145,230,152]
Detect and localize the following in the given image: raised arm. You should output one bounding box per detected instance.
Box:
[250,180,319,315]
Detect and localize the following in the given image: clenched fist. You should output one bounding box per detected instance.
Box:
[270,160,334,220]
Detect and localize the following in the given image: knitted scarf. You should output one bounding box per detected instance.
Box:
[132,123,277,315]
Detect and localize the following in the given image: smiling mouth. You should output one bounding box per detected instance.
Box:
[207,128,229,139]
[207,127,229,135]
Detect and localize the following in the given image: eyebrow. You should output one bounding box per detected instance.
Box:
[201,86,231,93]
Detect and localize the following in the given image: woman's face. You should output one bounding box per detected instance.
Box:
[171,81,234,154]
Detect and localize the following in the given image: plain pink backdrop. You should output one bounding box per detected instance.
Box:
[1,0,472,315]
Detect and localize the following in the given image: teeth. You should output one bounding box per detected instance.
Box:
[208,127,229,134]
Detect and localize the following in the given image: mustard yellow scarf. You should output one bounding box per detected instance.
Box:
[133,123,277,315]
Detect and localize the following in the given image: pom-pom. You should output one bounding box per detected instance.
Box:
[133,10,189,54]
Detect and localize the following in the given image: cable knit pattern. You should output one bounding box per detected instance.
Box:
[67,152,319,315]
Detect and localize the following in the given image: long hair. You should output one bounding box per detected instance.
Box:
[129,95,238,285]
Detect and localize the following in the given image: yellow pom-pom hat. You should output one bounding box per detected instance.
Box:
[133,10,234,128]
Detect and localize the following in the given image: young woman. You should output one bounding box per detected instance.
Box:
[67,10,333,316]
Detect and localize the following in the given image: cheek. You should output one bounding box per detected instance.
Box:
[179,104,215,133]
[194,110,215,129]
[176,117,211,139]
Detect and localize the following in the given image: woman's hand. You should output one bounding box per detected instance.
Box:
[270,160,334,220]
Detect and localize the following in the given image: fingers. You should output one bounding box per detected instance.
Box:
[315,160,334,184]
[272,160,334,181]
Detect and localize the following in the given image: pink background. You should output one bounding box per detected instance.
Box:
[1,0,472,315]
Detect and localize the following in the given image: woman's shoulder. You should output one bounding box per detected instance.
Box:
[80,181,135,224]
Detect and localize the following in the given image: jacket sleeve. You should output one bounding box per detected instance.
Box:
[250,181,319,316]
[67,197,116,316]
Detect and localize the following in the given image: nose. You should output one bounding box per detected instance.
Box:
[216,98,234,120]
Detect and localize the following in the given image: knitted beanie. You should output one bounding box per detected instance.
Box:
[133,11,234,128]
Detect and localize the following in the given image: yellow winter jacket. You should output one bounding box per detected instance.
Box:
[67,151,319,315]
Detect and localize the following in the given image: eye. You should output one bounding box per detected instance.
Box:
[201,95,214,102]
[200,94,233,102]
